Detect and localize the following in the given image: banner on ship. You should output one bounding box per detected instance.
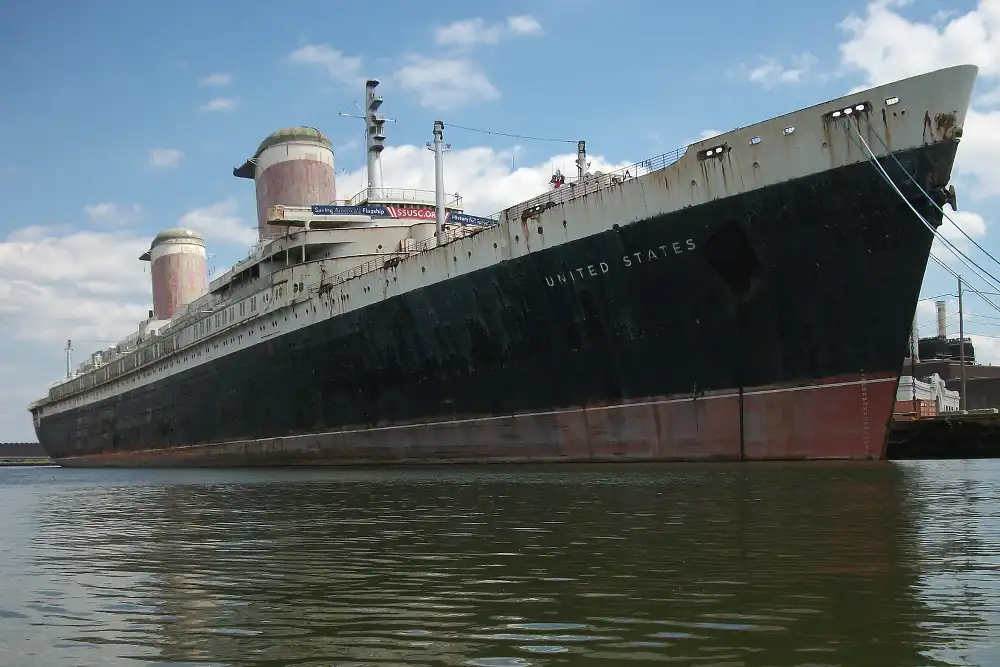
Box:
[310,204,494,227]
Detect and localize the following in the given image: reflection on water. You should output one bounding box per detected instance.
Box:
[1,461,998,666]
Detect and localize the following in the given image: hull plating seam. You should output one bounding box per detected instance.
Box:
[165,373,899,442]
[55,372,899,467]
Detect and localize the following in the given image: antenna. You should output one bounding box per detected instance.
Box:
[65,339,72,379]
[426,121,451,240]
[337,78,396,193]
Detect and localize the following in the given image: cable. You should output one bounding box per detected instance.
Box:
[849,119,1000,297]
[867,126,1000,273]
[930,251,1000,315]
[852,122,1000,291]
[919,292,957,302]
[856,119,1000,311]
[443,122,578,144]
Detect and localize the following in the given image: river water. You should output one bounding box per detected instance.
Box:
[0,460,998,666]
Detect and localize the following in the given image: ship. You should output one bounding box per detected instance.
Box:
[28,66,979,467]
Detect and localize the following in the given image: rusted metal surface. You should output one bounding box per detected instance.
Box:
[150,250,208,321]
[923,110,962,145]
[257,159,336,241]
[935,111,957,137]
[55,372,899,468]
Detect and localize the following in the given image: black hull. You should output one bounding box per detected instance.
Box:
[36,142,956,465]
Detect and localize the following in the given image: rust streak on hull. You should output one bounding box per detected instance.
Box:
[55,372,899,468]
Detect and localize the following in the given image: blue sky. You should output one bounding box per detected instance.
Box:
[0,0,868,223]
[1,0,999,439]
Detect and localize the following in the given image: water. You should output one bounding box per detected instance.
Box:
[1,461,998,666]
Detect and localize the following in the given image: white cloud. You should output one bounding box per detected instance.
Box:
[84,202,143,226]
[838,0,1000,86]
[834,1,1000,201]
[742,53,818,87]
[0,225,155,439]
[933,209,989,265]
[434,15,543,46]
[975,84,1000,106]
[394,56,499,110]
[507,15,542,36]
[953,108,1000,199]
[968,333,1000,365]
[149,148,184,168]
[199,73,232,87]
[435,18,503,46]
[832,0,1000,275]
[0,197,258,437]
[940,209,988,246]
[287,44,363,86]
[0,227,152,345]
[200,98,237,112]
[177,198,256,248]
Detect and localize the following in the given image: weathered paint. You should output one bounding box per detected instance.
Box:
[150,244,208,321]
[30,65,979,467]
[35,138,951,465]
[39,66,978,421]
[51,371,899,467]
[254,141,336,241]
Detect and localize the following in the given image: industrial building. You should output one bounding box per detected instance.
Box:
[898,299,1000,415]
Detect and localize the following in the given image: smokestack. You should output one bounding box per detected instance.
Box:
[139,228,209,321]
[936,300,947,338]
[232,126,335,242]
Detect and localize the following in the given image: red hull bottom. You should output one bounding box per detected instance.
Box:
[55,371,900,467]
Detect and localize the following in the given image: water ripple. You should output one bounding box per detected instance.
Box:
[0,461,998,665]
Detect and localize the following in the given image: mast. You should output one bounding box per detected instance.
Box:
[433,120,446,239]
[65,339,72,379]
[364,79,386,192]
[338,78,394,197]
[576,140,587,182]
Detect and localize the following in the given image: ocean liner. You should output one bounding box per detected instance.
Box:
[29,66,978,467]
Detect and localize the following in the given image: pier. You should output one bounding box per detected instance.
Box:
[0,442,53,466]
[886,411,1000,459]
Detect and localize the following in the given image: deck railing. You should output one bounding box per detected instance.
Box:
[308,226,484,295]
[497,145,689,222]
[306,144,691,294]
[348,187,463,209]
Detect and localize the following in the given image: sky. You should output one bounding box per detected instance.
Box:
[2,0,1000,440]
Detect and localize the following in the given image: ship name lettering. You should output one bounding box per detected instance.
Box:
[543,238,696,287]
